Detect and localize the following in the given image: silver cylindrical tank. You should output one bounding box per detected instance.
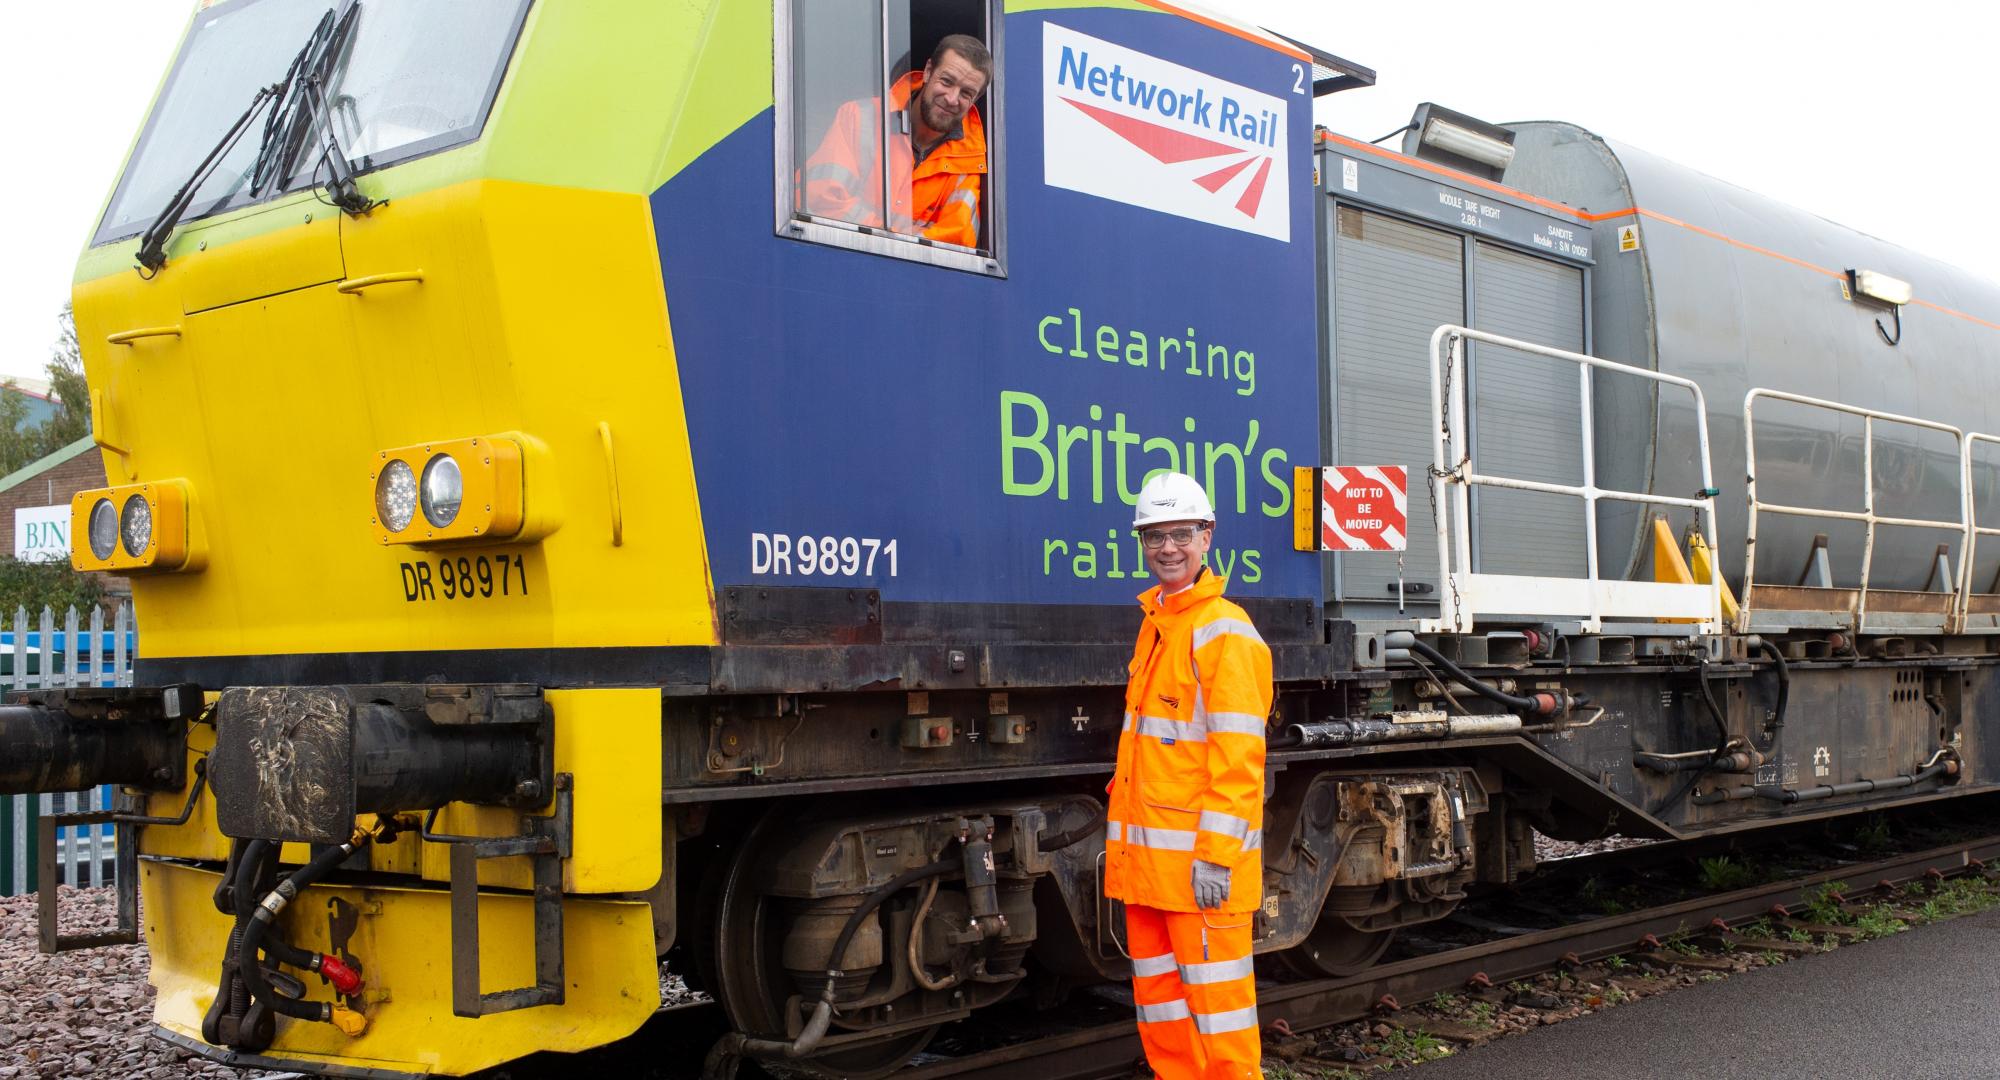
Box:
[1504,122,2000,599]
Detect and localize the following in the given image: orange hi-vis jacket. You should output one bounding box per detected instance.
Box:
[1105,570,1273,915]
[801,70,987,248]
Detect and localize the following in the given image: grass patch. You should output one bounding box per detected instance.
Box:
[1853,904,1908,939]
[1697,855,1755,891]
[1805,881,1851,924]
[1380,1027,1453,1063]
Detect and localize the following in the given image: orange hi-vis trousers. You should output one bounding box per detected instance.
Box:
[1126,904,1262,1080]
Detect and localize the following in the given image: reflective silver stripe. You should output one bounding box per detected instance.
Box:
[1203,711,1267,738]
[1192,618,1265,650]
[944,185,980,211]
[1242,829,1262,852]
[1190,687,1262,740]
[1131,952,1178,978]
[1179,955,1254,985]
[1197,810,1257,842]
[1123,824,1198,851]
[1191,1004,1261,1034]
[1105,821,1123,842]
[1136,998,1191,1024]
[1131,713,1203,743]
[804,162,861,189]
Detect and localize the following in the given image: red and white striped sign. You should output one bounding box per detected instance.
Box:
[1320,467,1408,552]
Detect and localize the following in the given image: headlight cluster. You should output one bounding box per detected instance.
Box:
[370,436,522,545]
[71,481,194,573]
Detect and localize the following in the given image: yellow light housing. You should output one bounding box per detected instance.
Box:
[370,436,524,545]
[70,480,196,573]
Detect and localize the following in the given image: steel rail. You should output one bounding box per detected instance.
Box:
[896,833,2000,1080]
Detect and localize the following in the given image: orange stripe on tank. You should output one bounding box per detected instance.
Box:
[1320,134,2000,336]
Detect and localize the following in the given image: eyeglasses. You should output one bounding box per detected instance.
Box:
[1139,525,1203,550]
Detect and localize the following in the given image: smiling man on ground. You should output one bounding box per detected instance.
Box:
[1104,471,1273,1080]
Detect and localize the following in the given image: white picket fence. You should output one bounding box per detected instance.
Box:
[1,604,137,896]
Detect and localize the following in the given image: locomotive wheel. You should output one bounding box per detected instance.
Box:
[711,807,938,1080]
[1276,916,1395,978]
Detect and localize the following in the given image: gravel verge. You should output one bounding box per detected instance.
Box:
[0,887,282,1080]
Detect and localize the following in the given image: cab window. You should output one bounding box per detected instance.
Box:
[777,0,1004,274]
[95,0,529,246]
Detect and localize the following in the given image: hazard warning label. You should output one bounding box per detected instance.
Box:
[1318,466,1408,551]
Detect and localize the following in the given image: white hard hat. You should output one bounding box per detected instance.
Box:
[1133,472,1216,528]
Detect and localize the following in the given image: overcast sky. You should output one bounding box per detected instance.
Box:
[1,1,1994,381]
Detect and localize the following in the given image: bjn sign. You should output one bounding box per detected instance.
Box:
[1043,24,1290,241]
[15,505,70,562]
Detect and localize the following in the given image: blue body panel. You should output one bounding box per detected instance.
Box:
[653,8,1318,606]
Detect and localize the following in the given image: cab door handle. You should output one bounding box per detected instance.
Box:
[337,270,424,294]
[106,325,182,345]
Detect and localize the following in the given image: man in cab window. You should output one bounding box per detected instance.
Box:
[803,34,990,248]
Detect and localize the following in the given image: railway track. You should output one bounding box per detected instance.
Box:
[877,833,2000,1080]
[467,807,2000,1080]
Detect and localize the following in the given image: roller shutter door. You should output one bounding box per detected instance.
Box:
[1469,242,1587,579]
[1331,206,1462,611]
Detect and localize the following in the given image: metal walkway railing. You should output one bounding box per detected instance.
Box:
[1741,390,1969,635]
[1961,432,2000,630]
[1424,325,1723,634]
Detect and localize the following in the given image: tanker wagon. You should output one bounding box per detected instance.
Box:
[2,1,1997,1076]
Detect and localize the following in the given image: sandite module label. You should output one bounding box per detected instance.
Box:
[1043,23,1291,241]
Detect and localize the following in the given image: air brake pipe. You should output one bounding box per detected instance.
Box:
[1692,751,1958,805]
[1384,632,1582,719]
[1279,715,1522,748]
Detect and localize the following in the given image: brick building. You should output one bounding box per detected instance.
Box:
[0,437,128,599]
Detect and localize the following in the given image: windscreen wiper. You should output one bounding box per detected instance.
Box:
[248,6,352,199]
[132,81,283,275]
[133,7,343,276]
[298,16,377,215]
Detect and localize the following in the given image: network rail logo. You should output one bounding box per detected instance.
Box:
[1043,24,1290,241]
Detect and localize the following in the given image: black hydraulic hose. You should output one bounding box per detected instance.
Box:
[1647,656,1737,814]
[241,837,368,1022]
[1693,656,1731,744]
[235,840,316,972]
[715,855,958,1071]
[823,859,956,995]
[1401,637,1547,715]
[1751,637,1790,755]
[1038,809,1106,852]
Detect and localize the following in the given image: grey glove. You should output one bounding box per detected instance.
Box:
[1192,860,1231,909]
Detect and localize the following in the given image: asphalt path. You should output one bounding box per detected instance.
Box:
[1406,907,2000,1079]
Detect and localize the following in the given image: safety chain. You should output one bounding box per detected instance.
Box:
[1426,333,1470,624]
